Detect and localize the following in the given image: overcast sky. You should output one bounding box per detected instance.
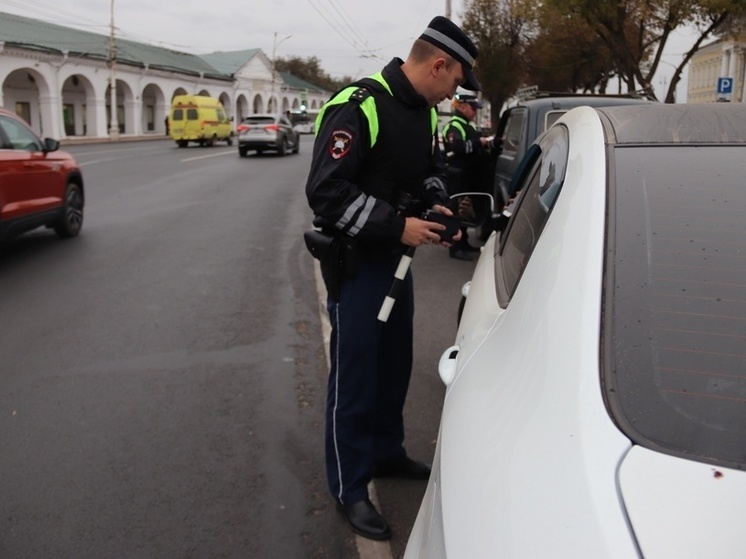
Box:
[1,0,696,100]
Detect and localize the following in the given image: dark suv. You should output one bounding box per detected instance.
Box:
[492,90,655,208]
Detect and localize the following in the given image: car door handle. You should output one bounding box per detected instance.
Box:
[438,345,460,386]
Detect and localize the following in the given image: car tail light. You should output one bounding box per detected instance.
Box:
[264,124,280,132]
[237,124,249,133]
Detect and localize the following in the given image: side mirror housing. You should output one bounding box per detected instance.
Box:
[449,192,496,228]
[43,138,60,152]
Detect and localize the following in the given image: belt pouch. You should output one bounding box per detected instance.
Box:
[304,230,342,300]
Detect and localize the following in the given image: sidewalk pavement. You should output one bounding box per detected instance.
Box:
[60,134,169,146]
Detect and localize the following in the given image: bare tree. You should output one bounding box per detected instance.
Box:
[547,0,746,101]
[461,0,538,130]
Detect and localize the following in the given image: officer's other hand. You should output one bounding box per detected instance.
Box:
[430,204,453,217]
[429,204,461,246]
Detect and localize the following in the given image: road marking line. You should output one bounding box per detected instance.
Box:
[181,150,236,162]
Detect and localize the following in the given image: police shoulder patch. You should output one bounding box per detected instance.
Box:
[329,129,353,160]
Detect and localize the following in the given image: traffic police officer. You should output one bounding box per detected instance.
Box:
[442,93,492,260]
[305,16,480,541]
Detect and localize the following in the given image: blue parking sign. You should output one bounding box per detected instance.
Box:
[718,77,734,94]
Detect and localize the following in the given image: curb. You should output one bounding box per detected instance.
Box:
[60,135,170,146]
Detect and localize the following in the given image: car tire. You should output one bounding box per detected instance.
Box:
[277,138,287,156]
[226,136,233,146]
[177,140,188,148]
[53,182,84,238]
[207,135,216,147]
[292,138,300,154]
[238,146,248,157]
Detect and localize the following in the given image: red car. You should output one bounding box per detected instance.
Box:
[0,108,84,242]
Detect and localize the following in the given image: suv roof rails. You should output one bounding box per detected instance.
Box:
[514,85,655,102]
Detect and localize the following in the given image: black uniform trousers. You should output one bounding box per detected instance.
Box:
[325,251,414,505]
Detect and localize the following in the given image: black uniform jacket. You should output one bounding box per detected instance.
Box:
[305,58,449,251]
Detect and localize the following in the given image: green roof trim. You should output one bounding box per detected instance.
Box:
[0,11,231,81]
[0,12,332,93]
[200,49,263,76]
[279,71,328,94]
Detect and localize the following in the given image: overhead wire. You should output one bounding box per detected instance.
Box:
[306,0,386,63]
[0,0,107,31]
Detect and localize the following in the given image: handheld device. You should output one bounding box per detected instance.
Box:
[423,210,461,242]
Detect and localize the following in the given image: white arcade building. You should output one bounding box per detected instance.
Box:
[0,11,330,141]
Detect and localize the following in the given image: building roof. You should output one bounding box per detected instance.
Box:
[279,71,329,94]
[0,11,232,81]
[1,11,332,94]
[199,49,264,76]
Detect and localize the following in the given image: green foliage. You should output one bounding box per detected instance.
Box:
[524,7,616,92]
[274,56,353,91]
[462,0,746,106]
[461,0,535,129]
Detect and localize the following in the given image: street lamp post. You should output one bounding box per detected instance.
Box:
[270,32,291,113]
[108,0,119,139]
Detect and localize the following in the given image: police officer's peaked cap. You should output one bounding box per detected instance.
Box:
[455,93,483,108]
[419,16,481,91]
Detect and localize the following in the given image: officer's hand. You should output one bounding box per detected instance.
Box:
[401,217,442,247]
[400,214,461,247]
[428,204,462,246]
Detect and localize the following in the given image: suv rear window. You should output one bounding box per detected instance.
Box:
[544,110,566,130]
[243,117,276,125]
[501,109,525,155]
[606,144,746,470]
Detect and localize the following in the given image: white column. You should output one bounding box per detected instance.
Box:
[125,99,139,135]
[728,47,737,78]
[720,47,731,77]
[38,94,63,139]
[740,49,746,103]
[92,97,108,137]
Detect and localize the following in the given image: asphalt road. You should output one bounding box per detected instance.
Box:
[0,136,475,558]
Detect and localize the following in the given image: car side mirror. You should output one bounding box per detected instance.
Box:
[43,138,60,152]
[449,192,496,228]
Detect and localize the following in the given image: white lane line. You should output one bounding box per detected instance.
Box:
[180,150,236,162]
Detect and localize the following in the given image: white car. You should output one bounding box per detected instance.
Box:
[405,103,746,559]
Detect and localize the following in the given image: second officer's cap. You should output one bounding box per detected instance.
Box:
[419,16,481,91]
[455,93,483,108]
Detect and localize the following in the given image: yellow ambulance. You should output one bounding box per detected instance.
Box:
[169,95,233,147]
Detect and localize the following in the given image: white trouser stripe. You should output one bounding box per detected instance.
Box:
[332,302,344,502]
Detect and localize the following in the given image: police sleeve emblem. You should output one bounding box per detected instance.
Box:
[329,129,353,160]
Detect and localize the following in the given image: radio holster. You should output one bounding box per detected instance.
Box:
[303,230,357,301]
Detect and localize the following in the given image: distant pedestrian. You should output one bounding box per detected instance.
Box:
[164,115,169,136]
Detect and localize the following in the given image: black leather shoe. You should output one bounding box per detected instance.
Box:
[336,499,391,541]
[372,456,431,480]
[449,250,474,261]
[462,243,481,252]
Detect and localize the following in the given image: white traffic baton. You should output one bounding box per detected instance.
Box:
[377,246,416,322]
